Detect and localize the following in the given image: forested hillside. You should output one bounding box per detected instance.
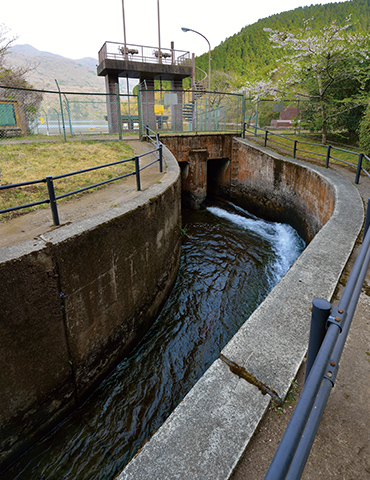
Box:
[197,0,370,79]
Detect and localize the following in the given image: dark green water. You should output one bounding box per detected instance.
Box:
[3,201,305,480]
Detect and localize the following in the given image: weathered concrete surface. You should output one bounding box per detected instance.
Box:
[118,139,363,480]
[226,138,335,241]
[161,133,237,209]
[0,146,181,468]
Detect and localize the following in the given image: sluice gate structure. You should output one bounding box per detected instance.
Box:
[0,135,364,479]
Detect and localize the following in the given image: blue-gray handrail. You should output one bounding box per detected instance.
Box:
[243,122,370,184]
[0,142,163,226]
[144,124,163,173]
[264,200,370,479]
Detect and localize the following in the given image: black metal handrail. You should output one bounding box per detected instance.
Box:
[264,201,370,479]
[243,123,370,184]
[144,125,163,173]
[0,143,163,227]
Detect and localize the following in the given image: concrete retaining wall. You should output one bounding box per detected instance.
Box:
[225,138,335,241]
[0,146,182,468]
[118,138,364,480]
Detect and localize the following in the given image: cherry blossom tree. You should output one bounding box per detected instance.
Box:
[245,17,370,144]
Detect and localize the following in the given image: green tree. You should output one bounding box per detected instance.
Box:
[359,104,370,155]
[246,17,370,143]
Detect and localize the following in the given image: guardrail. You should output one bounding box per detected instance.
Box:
[243,123,370,184]
[98,41,191,66]
[0,143,163,227]
[144,124,164,170]
[264,200,370,479]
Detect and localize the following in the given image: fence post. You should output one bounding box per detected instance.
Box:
[116,84,122,141]
[158,144,163,172]
[293,140,297,159]
[325,145,331,168]
[46,176,60,226]
[355,152,364,184]
[135,156,141,191]
[64,94,73,136]
[305,298,331,382]
[254,97,260,136]
[264,130,268,147]
[55,79,67,142]
[242,122,246,139]
[241,91,246,135]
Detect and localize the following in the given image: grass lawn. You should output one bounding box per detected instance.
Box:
[0,140,135,221]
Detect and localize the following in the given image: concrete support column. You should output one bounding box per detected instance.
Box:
[182,148,208,209]
[172,80,184,132]
[105,73,120,133]
[140,79,156,131]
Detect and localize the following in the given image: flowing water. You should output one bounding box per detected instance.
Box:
[4,201,305,480]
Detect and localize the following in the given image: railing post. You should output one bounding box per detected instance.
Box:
[242,122,246,139]
[305,298,331,382]
[158,144,163,172]
[325,145,331,168]
[46,176,60,226]
[355,152,364,184]
[293,140,297,159]
[264,130,268,147]
[135,156,141,191]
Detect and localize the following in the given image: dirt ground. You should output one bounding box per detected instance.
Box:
[1,137,369,479]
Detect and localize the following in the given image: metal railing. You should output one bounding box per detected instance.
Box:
[243,123,370,184]
[264,200,370,479]
[144,125,164,172]
[98,41,191,66]
[0,143,163,227]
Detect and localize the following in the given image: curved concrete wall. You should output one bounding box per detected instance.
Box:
[224,138,335,242]
[0,146,181,468]
[119,138,364,480]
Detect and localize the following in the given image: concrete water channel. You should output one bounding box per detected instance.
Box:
[0,136,364,479]
[2,201,305,479]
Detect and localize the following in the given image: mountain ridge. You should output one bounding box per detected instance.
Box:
[6,44,105,92]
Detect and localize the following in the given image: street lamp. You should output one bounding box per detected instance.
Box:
[181,27,211,92]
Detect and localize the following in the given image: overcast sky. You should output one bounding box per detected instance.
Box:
[2,0,348,60]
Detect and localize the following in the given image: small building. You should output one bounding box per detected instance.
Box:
[271,106,299,128]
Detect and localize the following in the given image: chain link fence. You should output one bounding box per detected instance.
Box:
[0,85,138,140]
[244,97,316,134]
[0,83,245,141]
[139,86,244,135]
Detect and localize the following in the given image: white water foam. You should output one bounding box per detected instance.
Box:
[207,204,305,288]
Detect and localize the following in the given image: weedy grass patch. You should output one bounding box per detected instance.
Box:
[0,140,135,221]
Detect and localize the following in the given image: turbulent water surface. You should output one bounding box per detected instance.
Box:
[5,201,305,480]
